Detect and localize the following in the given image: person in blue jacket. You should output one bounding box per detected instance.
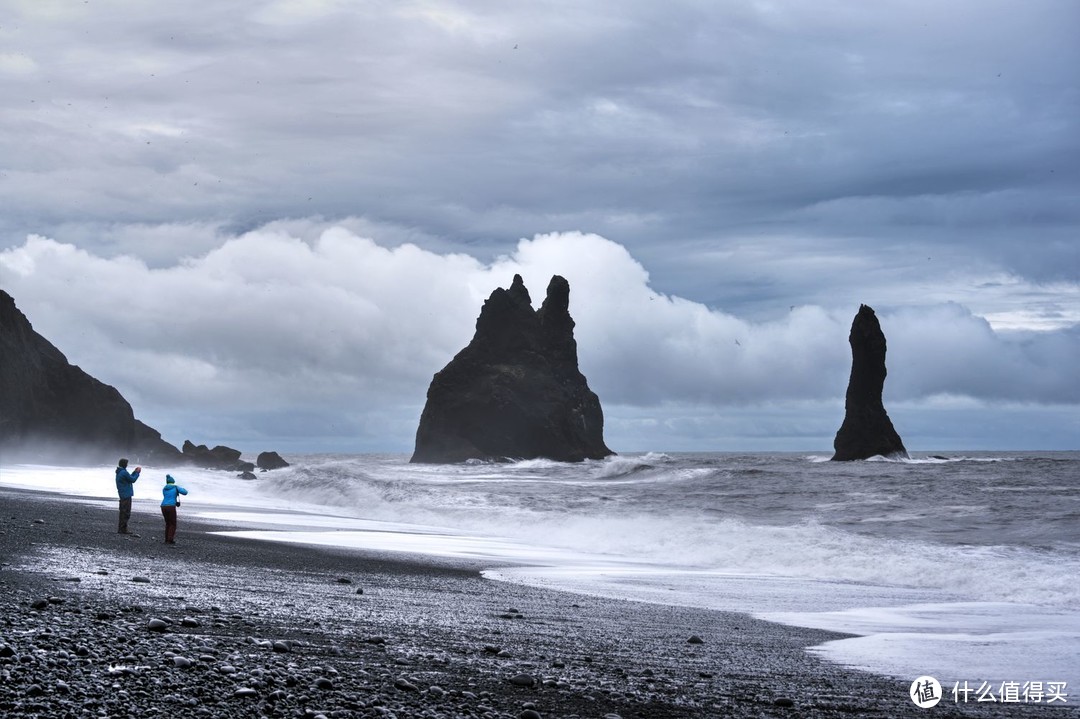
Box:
[115,458,141,534]
[160,474,189,544]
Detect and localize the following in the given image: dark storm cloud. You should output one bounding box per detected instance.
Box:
[4,1,1076,275]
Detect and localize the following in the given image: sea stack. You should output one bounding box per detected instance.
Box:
[411,274,613,463]
[831,304,908,461]
[0,290,182,464]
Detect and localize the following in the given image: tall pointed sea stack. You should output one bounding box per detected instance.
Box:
[831,304,908,461]
[0,290,182,464]
[411,274,613,463]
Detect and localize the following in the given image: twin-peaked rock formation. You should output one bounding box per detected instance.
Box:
[411,275,613,463]
[831,304,908,461]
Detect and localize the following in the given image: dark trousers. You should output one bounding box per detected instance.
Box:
[161,505,178,543]
[118,498,132,533]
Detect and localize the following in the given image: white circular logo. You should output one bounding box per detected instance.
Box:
[910,676,942,708]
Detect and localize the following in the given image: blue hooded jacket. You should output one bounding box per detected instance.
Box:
[115,465,141,499]
[161,476,188,507]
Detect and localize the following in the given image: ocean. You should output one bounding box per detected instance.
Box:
[2,451,1078,695]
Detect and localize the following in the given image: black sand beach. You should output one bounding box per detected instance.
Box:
[0,486,1071,718]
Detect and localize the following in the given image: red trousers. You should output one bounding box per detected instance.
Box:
[161,505,178,543]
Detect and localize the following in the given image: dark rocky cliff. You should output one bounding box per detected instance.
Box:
[831,304,908,461]
[411,274,613,463]
[0,290,183,464]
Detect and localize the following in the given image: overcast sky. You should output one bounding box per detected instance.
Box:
[2,0,1077,454]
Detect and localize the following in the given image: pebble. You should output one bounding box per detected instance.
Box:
[509,673,536,688]
[233,687,259,698]
[314,676,334,690]
[131,576,151,583]
[393,678,419,692]
[172,656,193,668]
[520,710,542,719]
[774,697,795,707]
[147,618,169,632]
[686,635,704,644]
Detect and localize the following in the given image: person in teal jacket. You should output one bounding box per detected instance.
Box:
[160,474,189,545]
[115,458,141,534]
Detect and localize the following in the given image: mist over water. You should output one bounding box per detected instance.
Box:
[3,451,1078,686]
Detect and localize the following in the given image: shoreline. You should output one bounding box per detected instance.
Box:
[0,486,1069,718]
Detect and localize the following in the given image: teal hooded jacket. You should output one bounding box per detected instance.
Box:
[161,476,188,507]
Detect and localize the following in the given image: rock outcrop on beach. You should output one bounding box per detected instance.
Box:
[0,289,182,464]
[411,274,613,463]
[831,304,908,461]
[182,440,256,472]
[257,450,290,470]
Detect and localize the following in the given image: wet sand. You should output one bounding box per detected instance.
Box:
[0,486,1067,718]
